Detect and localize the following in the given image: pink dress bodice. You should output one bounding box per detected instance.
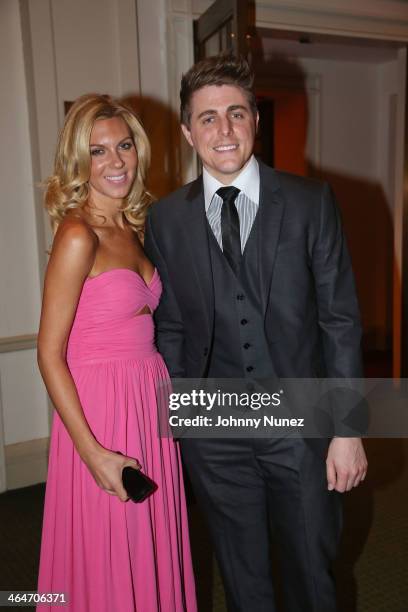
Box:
[67,268,161,366]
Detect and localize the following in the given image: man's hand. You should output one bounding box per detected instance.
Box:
[326,437,367,492]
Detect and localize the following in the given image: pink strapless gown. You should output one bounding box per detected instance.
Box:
[37,269,197,611]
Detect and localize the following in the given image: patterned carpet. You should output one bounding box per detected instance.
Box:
[0,438,407,611]
[189,439,408,611]
[334,438,408,612]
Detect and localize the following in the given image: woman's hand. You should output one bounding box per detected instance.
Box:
[83,445,141,502]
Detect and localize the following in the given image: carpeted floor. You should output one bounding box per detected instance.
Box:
[1,439,407,611]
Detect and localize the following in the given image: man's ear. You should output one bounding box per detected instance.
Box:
[181,123,194,148]
[255,111,259,134]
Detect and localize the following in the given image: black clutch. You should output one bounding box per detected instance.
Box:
[122,466,157,503]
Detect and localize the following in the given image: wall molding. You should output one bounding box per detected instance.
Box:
[173,0,408,40]
[0,334,37,354]
[5,436,48,490]
[256,0,408,41]
[257,0,408,21]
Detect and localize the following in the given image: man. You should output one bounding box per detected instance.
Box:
[145,54,367,611]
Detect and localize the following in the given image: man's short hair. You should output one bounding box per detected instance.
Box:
[180,53,257,127]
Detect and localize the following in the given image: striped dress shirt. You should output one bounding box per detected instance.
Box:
[203,156,260,253]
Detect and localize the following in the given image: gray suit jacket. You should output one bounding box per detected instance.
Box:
[144,160,363,380]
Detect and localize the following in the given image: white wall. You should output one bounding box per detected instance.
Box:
[137,0,176,194]
[299,56,397,350]
[0,0,49,489]
[50,0,134,112]
[27,0,140,183]
[1,350,49,445]
[301,58,379,178]
[0,1,42,337]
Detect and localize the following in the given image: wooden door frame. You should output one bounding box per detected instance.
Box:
[194,0,255,59]
[402,47,408,377]
[255,74,321,170]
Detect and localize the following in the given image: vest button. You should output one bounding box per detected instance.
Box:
[246,366,254,373]
[241,319,248,325]
[243,343,251,350]
[203,347,208,356]
[236,294,245,300]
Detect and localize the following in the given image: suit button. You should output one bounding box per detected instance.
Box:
[243,343,251,350]
[236,294,245,301]
[203,347,208,356]
[246,366,254,373]
[241,319,248,325]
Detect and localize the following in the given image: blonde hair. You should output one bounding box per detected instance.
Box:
[45,93,152,235]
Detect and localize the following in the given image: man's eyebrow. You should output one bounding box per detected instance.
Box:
[228,104,248,112]
[197,109,217,120]
[196,104,249,120]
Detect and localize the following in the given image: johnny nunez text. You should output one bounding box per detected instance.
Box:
[169,415,305,429]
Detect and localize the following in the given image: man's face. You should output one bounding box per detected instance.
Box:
[181,84,258,184]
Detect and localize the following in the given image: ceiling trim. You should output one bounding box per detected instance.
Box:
[255,0,408,42]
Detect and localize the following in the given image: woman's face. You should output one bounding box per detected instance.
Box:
[88,116,138,205]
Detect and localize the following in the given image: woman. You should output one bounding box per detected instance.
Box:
[37,94,197,611]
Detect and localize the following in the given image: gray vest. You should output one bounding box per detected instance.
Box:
[206,215,275,379]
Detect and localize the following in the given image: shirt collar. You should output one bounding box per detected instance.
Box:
[203,155,260,212]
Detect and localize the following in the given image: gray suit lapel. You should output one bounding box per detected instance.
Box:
[184,177,214,335]
[258,162,285,316]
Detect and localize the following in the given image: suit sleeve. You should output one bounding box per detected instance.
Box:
[312,182,363,378]
[144,211,186,378]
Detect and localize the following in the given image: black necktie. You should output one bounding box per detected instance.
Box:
[217,186,241,275]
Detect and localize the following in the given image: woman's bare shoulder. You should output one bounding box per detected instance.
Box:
[53,214,99,253]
